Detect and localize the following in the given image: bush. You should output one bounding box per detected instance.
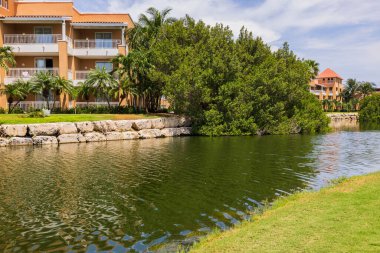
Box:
[24,111,45,118]
[9,107,24,114]
[0,108,5,114]
[359,94,380,123]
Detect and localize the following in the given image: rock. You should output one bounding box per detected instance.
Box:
[57,134,85,144]
[93,120,117,133]
[132,119,153,131]
[163,117,180,128]
[0,138,9,147]
[151,118,165,129]
[76,122,94,133]
[8,137,33,146]
[122,131,140,140]
[138,129,163,139]
[180,127,192,136]
[0,124,28,137]
[179,116,192,127]
[114,120,133,132]
[161,128,182,137]
[105,132,124,141]
[32,136,58,145]
[84,132,106,142]
[28,123,59,136]
[57,123,78,135]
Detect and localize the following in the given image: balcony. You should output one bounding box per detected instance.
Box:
[76,102,119,108]
[310,90,326,96]
[72,39,121,58]
[5,68,59,85]
[72,71,90,86]
[4,34,63,55]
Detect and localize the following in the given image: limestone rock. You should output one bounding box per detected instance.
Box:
[28,123,59,136]
[179,116,192,127]
[151,118,165,129]
[8,137,33,146]
[161,128,182,137]
[105,132,124,141]
[180,127,192,136]
[0,138,9,147]
[0,124,28,137]
[132,119,153,131]
[93,120,117,133]
[57,123,78,135]
[163,117,180,128]
[114,120,133,132]
[122,131,140,140]
[138,129,163,139]
[84,132,106,142]
[57,134,85,144]
[32,136,58,145]
[76,122,94,133]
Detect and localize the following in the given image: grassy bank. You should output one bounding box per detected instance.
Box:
[190,172,380,253]
[0,114,157,125]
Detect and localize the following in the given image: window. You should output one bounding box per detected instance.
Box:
[95,33,112,48]
[35,58,54,69]
[5,0,7,9]
[96,62,113,72]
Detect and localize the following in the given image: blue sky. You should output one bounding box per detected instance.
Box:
[73,0,380,85]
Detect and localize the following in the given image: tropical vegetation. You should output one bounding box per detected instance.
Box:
[190,172,380,253]
[359,93,380,123]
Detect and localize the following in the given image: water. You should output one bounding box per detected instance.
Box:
[0,130,379,252]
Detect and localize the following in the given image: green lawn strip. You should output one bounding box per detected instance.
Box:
[0,114,158,125]
[190,172,380,253]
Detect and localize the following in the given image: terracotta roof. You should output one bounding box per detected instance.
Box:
[317,68,343,79]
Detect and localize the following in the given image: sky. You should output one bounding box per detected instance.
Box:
[73,0,380,85]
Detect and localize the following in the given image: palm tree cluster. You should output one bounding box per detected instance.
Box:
[342,78,376,102]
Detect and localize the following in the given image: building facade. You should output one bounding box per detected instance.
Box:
[309,68,344,101]
[0,0,134,110]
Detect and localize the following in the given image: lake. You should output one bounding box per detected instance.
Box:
[0,129,379,252]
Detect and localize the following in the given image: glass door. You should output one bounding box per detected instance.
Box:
[95,33,112,48]
[34,27,53,43]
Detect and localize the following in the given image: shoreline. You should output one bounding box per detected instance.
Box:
[0,116,192,147]
[189,172,380,253]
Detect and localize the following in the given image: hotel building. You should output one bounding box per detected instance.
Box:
[309,68,344,101]
[0,0,133,110]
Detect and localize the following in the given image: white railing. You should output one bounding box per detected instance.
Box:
[6,68,59,78]
[16,101,60,111]
[73,39,121,49]
[4,34,63,44]
[76,71,90,80]
[76,102,119,108]
[310,90,326,96]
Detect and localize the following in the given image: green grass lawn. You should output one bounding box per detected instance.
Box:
[190,172,380,253]
[0,114,157,125]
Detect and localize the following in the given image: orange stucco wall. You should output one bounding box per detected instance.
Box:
[14,56,59,68]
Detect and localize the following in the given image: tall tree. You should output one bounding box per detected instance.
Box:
[358,82,376,98]
[85,67,118,109]
[52,75,74,109]
[32,71,55,110]
[0,46,16,72]
[342,78,360,102]
[304,59,320,80]
[0,79,33,113]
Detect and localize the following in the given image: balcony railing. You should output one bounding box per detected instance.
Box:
[76,71,90,80]
[16,101,60,111]
[73,39,121,49]
[76,102,119,108]
[6,68,59,79]
[4,34,63,44]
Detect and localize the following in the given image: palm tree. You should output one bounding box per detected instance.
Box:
[32,71,55,109]
[322,99,330,112]
[0,80,33,113]
[358,82,375,98]
[304,59,319,80]
[77,82,93,107]
[51,75,74,109]
[0,46,16,72]
[342,78,360,103]
[85,67,118,109]
[128,7,176,49]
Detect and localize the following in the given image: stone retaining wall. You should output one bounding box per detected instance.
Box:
[0,116,192,147]
[326,113,359,129]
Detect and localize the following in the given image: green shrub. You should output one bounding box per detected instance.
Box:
[9,107,24,114]
[359,94,380,123]
[0,108,5,114]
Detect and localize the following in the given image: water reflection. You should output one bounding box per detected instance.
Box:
[0,131,379,252]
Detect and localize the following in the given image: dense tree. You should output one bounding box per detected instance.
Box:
[359,94,380,123]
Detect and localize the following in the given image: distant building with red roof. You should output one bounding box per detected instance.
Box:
[310,68,344,101]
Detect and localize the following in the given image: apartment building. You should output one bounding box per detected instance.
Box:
[309,68,344,101]
[0,0,133,110]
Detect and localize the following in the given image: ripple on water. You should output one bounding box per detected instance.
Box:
[0,132,379,252]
